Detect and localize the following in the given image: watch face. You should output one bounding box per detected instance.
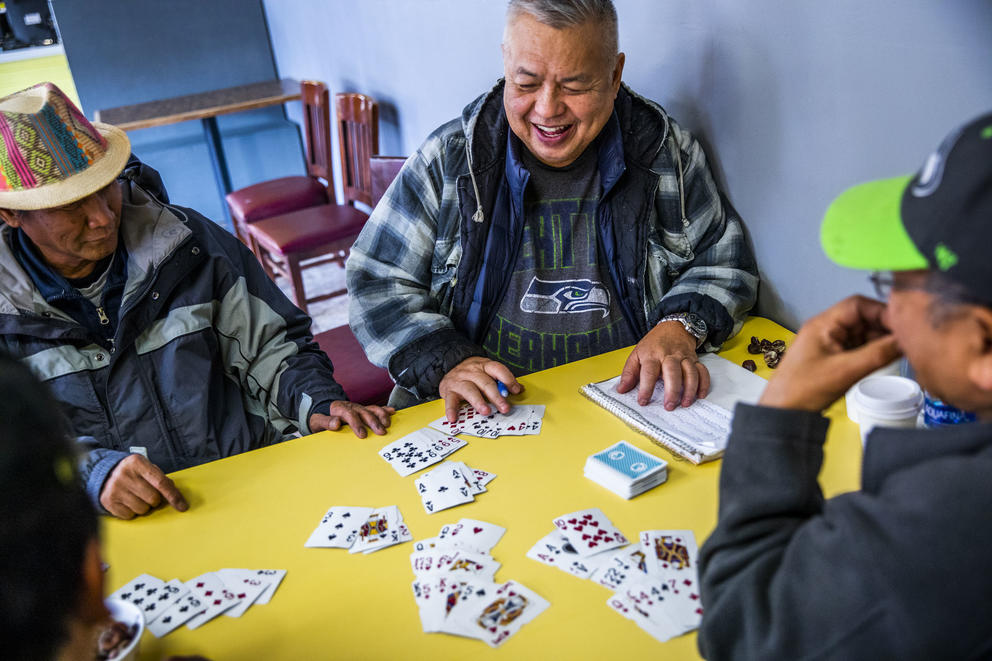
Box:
[682,313,707,338]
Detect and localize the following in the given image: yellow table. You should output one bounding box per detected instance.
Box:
[103,317,862,660]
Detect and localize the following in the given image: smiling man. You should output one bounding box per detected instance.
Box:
[0,83,394,520]
[348,0,757,420]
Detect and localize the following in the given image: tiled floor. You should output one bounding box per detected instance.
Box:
[273,259,350,334]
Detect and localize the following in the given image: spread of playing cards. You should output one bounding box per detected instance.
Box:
[527,509,702,643]
[429,403,546,438]
[410,518,550,647]
[305,505,413,553]
[108,569,286,638]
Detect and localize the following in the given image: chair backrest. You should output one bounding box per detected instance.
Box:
[335,93,379,208]
[369,155,407,208]
[301,80,335,191]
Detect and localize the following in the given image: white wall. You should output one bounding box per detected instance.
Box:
[263,0,992,329]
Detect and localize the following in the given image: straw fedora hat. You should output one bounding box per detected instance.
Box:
[0,82,131,210]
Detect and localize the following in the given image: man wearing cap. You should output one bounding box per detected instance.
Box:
[347,0,758,421]
[0,83,394,520]
[697,112,992,658]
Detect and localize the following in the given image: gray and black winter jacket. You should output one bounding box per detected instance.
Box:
[0,159,347,509]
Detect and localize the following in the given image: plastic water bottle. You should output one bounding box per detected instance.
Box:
[922,391,976,428]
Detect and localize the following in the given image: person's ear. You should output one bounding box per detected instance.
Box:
[612,52,626,92]
[966,306,992,393]
[0,208,22,229]
[77,537,109,625]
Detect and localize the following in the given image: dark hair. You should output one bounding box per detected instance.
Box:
[924,270,991,325]
[0,352,98,661]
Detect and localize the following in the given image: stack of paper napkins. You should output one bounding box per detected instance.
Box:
[584,441,668,499]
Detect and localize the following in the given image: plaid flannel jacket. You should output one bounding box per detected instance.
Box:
[347,81,757,404]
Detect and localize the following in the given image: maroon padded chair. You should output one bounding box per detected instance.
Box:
[225,80,332,246]
[369,155,407,208]
[314,325,393,406]
[247,84,378,313]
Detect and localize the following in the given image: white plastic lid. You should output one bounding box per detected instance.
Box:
[852,376,924,420]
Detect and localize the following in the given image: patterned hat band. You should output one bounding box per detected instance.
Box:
[0,82,131,210]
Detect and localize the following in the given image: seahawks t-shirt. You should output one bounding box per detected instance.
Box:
[481,141,635,376]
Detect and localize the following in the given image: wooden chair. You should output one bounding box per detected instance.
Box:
[225,80,333,245]
[335,93,379,208]
[246,83,375,313]
[369,155,407,207]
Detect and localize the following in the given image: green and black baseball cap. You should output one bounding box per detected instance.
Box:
[822,111,992,302]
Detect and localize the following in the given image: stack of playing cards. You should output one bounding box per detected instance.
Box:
[410,519,550,647]
[527,515,702,643]
[304,505,413,553]
[108,569,286,637]
[584,441,668,499]
[415,460,496,514]
[428,403,545,438]
[378,428,467,476]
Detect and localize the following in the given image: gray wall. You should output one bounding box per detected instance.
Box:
[55,0,305,231]
[263,0,992,330]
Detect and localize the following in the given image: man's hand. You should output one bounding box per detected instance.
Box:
[617,321,709,409]
[309,401,396,439]
[438,356,523,422]
[99,454,188,520]
[759,295,903,412]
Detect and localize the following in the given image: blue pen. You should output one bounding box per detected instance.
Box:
[496,380,509,398]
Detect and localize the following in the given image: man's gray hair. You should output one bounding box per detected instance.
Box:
[506,0,619,56]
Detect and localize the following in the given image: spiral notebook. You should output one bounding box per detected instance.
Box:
[580,353,767,464]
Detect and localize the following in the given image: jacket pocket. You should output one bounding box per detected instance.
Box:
[430,238,461,315]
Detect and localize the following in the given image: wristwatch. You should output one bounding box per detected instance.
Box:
[658,312,708,348]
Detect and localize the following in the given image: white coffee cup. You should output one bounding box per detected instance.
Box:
[851,375,924,446]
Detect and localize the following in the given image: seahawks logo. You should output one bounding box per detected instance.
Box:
[911,125,963,198]
[520,277,610,318]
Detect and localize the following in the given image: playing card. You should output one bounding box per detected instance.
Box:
[217,569,271,618]
[410,548,462,577]
[108,573,167,608]
[251,569,287,605]
[438,578,500,639]
[184,572,242,629]
[429,404,500,438]
[305,505,375,549]
[607,582,686,642]
[472,468,497,487]
[138,578,187,624]
[552,508,628,556]
[349,506,403,553]
[526,531,597,578]
[639,530,702,629]
[449,461,486,495]
[439,519,506,554]
[455,580,551,648]
[362,518,413,554]
[416,463,475,514]
[593,545,652,591]
[146,592,203,638]
[413,536,443,553]
[379,434,439,476]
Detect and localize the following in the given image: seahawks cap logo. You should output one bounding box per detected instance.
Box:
[911,125,963,198]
